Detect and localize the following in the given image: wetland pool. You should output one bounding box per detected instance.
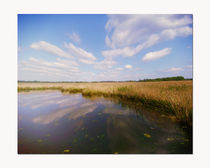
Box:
[18,91,192,154]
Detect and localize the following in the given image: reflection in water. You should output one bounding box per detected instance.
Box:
[18,91,192,154]
[68,104,97,120]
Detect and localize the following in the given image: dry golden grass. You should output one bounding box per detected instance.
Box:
[18,81,192,126]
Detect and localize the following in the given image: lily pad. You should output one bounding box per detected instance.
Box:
[167,138,174,141]
[144,133,151,138]
[64,149,70,153]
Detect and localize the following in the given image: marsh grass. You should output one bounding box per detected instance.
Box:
[18,87,62,92]
[61,88,84,94]
[18,81,192,127]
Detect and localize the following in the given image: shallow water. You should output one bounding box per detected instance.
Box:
[18,91,192,154]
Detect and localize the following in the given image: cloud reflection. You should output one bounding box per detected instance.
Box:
[32,99,97,124]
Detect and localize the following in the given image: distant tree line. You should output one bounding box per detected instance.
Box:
[18,76,192,83]
[138,76,190,82]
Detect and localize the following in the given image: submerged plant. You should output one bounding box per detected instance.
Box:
[144,133,151,138]
[63,149,70,153]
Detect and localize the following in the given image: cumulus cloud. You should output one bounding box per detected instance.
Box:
[142,48,172,61]
[30,41,73,58]
[68,32,81,44]
[64,43,96,63]
[105,14,192,48]
[102,14,192,58]
[125,64,132,69]
[30,41,97,65]
[102,34,160,58]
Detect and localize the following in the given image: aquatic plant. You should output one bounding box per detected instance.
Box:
[144,133,151,138]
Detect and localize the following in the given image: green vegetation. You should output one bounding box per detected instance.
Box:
[79,87,192,127]
[18,87,62,92]
[138,76,186,82]
[61,88,84,93]
[166,84,189,91]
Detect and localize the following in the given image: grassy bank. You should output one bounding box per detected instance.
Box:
[18,81,192,127]
[18,87,62,92]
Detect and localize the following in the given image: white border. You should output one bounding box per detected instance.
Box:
[1,0,210,168]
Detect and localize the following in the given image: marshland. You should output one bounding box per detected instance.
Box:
[18,14,193,154]
[18,79,192,154]
[18,80,192,126]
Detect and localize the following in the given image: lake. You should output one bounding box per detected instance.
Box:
[18,91,192,154]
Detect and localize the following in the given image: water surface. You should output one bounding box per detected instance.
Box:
[18,91,192,154]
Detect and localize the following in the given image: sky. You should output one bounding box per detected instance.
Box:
[18,14,193,82]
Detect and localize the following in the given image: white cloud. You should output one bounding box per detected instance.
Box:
[166,67,183,72]
[56,58,78,66]
[94,58,116,70]
[64,43,96,62]
[102,47,136,57]
[78,58,94,64]
[30,41,73,59]
[102,34,161,58]
[105,14,192,48]
[125,64,132,69]
[160,26,192,40]
[102,14,192,58]
[68,32,81,44]
[142,48,172,61]
[18,57,80,81]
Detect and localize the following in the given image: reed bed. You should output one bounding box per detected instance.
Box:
[18,81,192,127]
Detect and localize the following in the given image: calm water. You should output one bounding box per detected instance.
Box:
[18,91,192,154]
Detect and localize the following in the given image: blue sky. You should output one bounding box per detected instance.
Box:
[18,14,192,81]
